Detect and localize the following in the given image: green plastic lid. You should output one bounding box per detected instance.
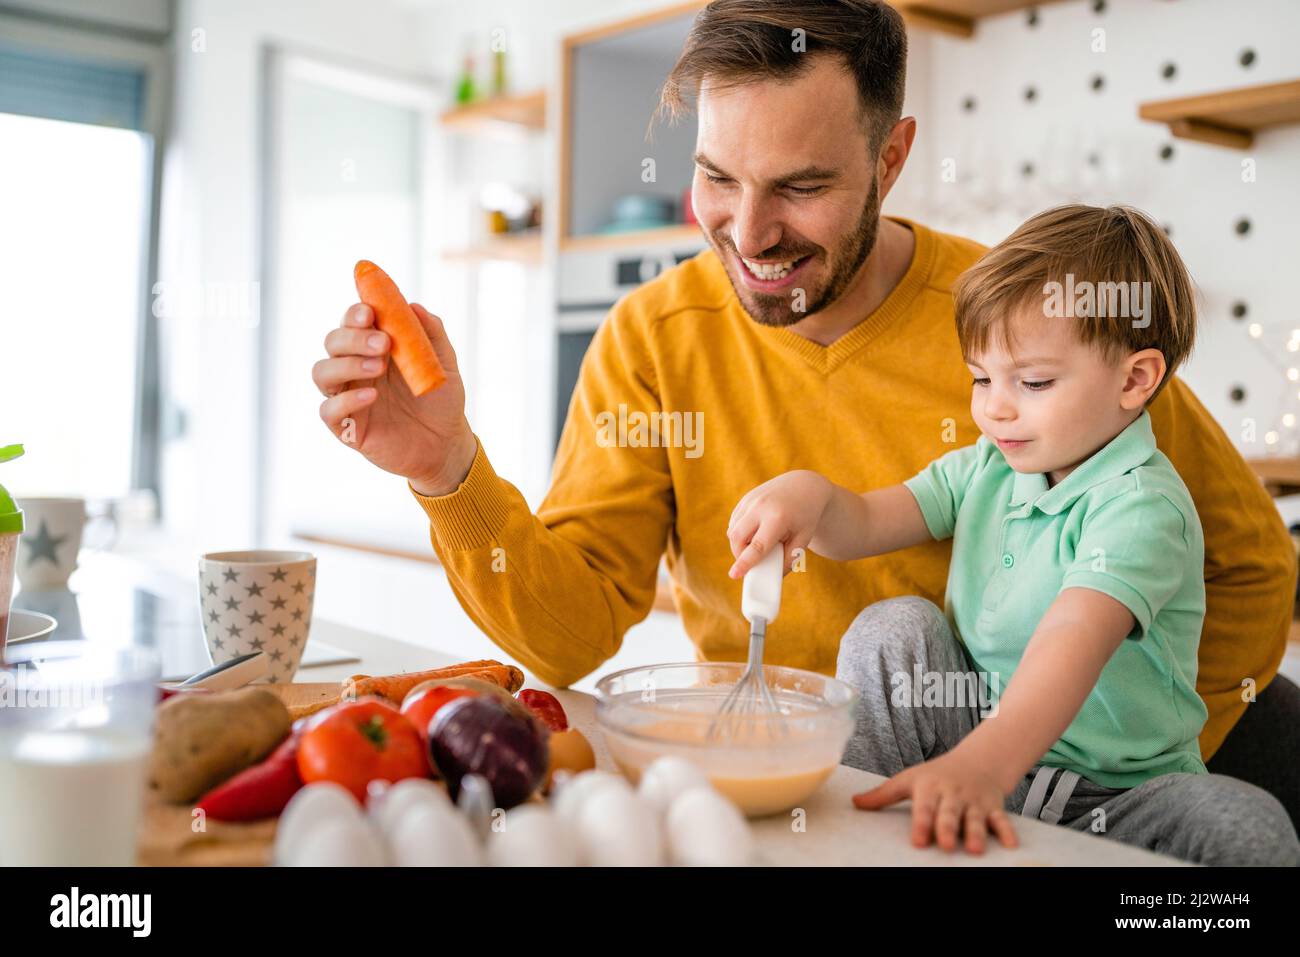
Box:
[0,444,25,534]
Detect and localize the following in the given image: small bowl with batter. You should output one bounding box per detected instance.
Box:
[595,662,858,817]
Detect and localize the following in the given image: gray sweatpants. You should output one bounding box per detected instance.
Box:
[834,596,1300,866]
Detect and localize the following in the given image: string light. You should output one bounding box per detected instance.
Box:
[1240,315,1300,456]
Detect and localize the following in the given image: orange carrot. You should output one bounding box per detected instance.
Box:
[344,661,525,703]
[344,659,501,690]
[353,260,446,397]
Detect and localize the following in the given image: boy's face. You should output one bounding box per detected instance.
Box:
[966,309,1139,485]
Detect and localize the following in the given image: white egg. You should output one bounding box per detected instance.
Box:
[638,756,709,816]
[283,817,388,867]
[274,782,362,866]
[574,786,664,867]
[387,803,483,867]
[487,805,580,867]
[368,777,452,838]
[551,769,631,826]
[665,786,755,867]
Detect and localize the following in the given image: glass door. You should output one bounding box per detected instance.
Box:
[259,50,435,549]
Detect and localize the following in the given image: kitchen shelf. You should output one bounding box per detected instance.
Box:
[1245,455,1300,498]
[1138,79,1300,150]
[561,223,703,252]
[442,232,544,264]
[892,0,1065,39]
[439,89,546,134]
[560,4,706,244]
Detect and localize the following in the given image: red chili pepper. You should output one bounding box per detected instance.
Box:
[516,689,567,731]
[196,732,303,821]
[158,686,211,703]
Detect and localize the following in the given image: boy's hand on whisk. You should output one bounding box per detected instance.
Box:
[851,747,1019,854]
[727,470,835,579]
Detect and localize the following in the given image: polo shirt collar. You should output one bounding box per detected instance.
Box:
[1008,410,1157,514]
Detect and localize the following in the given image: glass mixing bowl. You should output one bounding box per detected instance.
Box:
[595,662,858,817]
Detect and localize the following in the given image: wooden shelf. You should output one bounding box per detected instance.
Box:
[561,223,703,252]
[442,232,543,265]
[892,0,1065,39]
[1246,455,1300,498]
[559,3,706,244]
[1139,79,1300,150]
[439,90,546,134]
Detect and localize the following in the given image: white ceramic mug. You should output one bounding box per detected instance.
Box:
[198,550,316,683]
[14,497,118,590]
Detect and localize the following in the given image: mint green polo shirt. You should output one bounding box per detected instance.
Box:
[904,409,1208,789]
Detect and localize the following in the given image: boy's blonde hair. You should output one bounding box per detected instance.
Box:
[953,204,1197,403]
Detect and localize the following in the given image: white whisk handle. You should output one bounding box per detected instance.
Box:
[742,545,784,625]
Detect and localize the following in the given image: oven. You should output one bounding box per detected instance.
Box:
[555,237,706,447]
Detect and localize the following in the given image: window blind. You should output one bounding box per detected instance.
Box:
[0,44,144,129]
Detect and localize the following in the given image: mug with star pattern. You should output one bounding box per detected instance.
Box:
[14,497,117,590]
[198,550,316,684]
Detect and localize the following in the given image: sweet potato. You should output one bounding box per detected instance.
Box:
[147,687,291,803]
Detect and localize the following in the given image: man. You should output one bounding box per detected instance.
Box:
[313,0,1298,829]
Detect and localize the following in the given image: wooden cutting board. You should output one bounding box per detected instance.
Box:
[135,672,534,866]
[268,681,347,721]
[135,681,344,866]
[137,800,278,866]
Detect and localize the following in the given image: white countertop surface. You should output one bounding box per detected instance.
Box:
[22,550,1185,866]
[296,616,1184,867]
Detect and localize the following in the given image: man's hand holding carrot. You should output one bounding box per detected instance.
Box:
[312,300,477,497]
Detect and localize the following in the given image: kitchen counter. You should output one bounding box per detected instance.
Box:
[297,617,1185,867]
[23,551,1183,866]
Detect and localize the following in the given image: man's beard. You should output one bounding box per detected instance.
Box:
[709,174,881,328]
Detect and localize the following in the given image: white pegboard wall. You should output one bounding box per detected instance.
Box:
[898,0,1300,459]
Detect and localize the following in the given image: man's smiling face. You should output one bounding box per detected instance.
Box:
[691,54,883,326]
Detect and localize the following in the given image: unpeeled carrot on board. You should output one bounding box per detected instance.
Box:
[353,260,447,397]
[345,660,525,704]
[344,659,501,690]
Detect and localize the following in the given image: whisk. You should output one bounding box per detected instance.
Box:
[707,545,786,741]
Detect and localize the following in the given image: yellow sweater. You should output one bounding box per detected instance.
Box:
[411,217,1296,761]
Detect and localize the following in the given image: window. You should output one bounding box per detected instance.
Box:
[0,27,166,506]
[260,51,434,547]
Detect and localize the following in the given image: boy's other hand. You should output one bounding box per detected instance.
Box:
[851,748,1019,854]
[727,470,834,579]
